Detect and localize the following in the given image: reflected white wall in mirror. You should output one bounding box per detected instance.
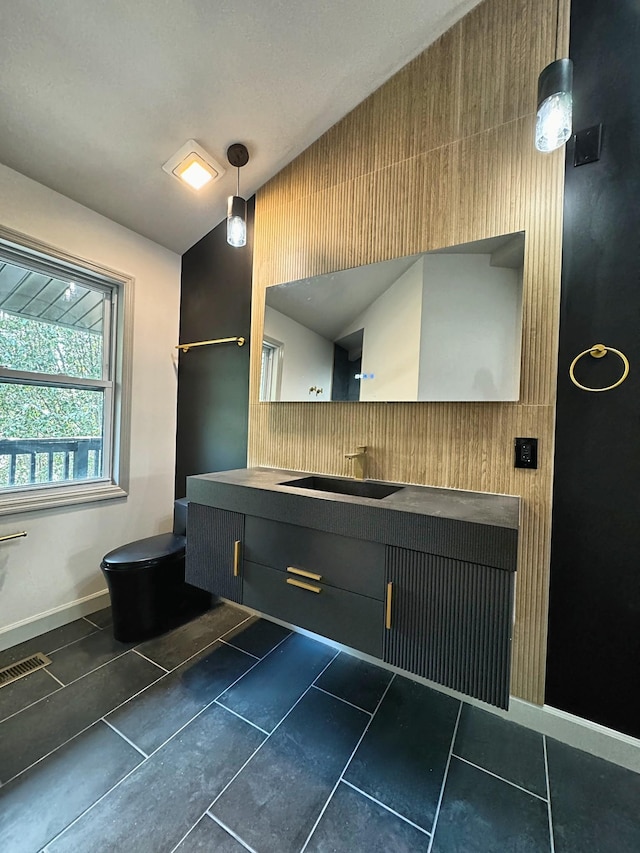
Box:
[260,232,524,403]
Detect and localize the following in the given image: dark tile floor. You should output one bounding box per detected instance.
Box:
[1,604,639,852]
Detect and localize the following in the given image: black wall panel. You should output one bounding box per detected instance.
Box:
[546,0,640,736]
[174,198,254,498]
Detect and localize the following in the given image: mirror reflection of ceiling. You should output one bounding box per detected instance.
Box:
[266,233,524,339]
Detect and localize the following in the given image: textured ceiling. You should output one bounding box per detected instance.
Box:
[0,0,481,254]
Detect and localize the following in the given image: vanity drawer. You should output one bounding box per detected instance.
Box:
[244,516,385,600]
[243,561,383,658]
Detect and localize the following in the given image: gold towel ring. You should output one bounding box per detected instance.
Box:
[569,343,630,392]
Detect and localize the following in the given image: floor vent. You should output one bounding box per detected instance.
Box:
[0,652,51,688]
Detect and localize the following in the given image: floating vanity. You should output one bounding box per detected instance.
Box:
[186,467,519,709]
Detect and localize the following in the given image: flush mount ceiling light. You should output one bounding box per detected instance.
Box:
[535,0,573,152]
[162,140,225,191]
[226,143,249,248]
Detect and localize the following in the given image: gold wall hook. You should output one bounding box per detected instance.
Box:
[176,336,245,354]
[569,343,630,392]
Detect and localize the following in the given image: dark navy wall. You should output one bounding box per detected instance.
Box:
[174,198,254,498]
[546,1,640,736]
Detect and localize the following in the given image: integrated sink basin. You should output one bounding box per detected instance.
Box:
[280,475,404,500]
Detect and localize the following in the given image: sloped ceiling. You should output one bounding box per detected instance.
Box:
[0,0,481,254]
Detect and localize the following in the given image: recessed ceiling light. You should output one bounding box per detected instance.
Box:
[162,140,225,191]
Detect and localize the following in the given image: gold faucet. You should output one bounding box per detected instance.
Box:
[345,445,367,479]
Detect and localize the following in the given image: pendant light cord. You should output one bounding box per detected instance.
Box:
[554,0,561,59]
[236,167,240,197]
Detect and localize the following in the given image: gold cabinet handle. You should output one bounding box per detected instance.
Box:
[286,565,322,581]
[286,577,322,594]
[233,540,241,577]
[385,582,393,630]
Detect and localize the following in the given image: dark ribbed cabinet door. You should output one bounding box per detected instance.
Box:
[186,503,244,602]
[383,547,514,709]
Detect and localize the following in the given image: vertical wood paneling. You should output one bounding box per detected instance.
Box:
[249,0,567,704]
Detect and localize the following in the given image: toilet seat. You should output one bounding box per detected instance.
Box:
[101,533,185,571]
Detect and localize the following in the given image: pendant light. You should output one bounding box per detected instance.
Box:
[226,143,249,247]
[535,0,573,152]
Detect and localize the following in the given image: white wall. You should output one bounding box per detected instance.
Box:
[418,253,522,401]
[264,306,334,401]
[338,259,424,401]
[0,163,181,641]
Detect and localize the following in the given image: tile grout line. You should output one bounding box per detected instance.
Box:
[101,717,148,759]
[219,638,261,660]
[130,648,169,672]
[0,623,100,675]
[426,700,463,853]
[543,735,556,853]
[44,626,102,656]
[82,616,105,630]
[191,649,342,849]
[170,647,341,853]
[341,778,432,837]
[44,668,66,688]
[0,683,66,726]
[214,700,270,735]
[299,673,398,853]
[451,753,549,802]
[311,683,373,717]
[2,612,257,780]
[0,657,109,725]
[207,814,259,853]
[0,627,101,670]
[146,613,257,675]
[45,623,300,849]
[0,656,169,787]
[45,646,133,688]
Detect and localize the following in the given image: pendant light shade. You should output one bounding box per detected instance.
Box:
[535,58,573,152]
[226,143,249,247]
[227,194,247,248]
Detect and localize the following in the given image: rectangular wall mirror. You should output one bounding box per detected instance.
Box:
[260,232,524,403]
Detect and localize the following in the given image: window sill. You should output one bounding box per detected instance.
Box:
[0,481,128,517]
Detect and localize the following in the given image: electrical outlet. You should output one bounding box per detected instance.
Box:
[514,437,538,469]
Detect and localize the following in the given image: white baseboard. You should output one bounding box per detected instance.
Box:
[508,699,640,775]
[241,605,640,776]
[0,589,111,652]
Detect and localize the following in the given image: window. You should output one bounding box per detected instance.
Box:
[260,337,283,401]
[0,226,132,514]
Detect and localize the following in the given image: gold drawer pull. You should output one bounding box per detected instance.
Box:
[287,566,322,581]
[286,577,322,594]
[385,582,393,630]
[233,540,241,577]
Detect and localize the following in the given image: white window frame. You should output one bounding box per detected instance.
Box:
[0,225,133,516]
[260,335,284,401]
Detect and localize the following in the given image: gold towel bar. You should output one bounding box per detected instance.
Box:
[569,343,630,392]
[0,531,27,543]
[176,336,245,354]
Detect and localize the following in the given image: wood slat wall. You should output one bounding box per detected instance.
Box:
[249,0,568,704]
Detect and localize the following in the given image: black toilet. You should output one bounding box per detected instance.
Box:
[101,499,209,642]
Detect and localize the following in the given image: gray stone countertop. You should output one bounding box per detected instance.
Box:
[187,467,520,530]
